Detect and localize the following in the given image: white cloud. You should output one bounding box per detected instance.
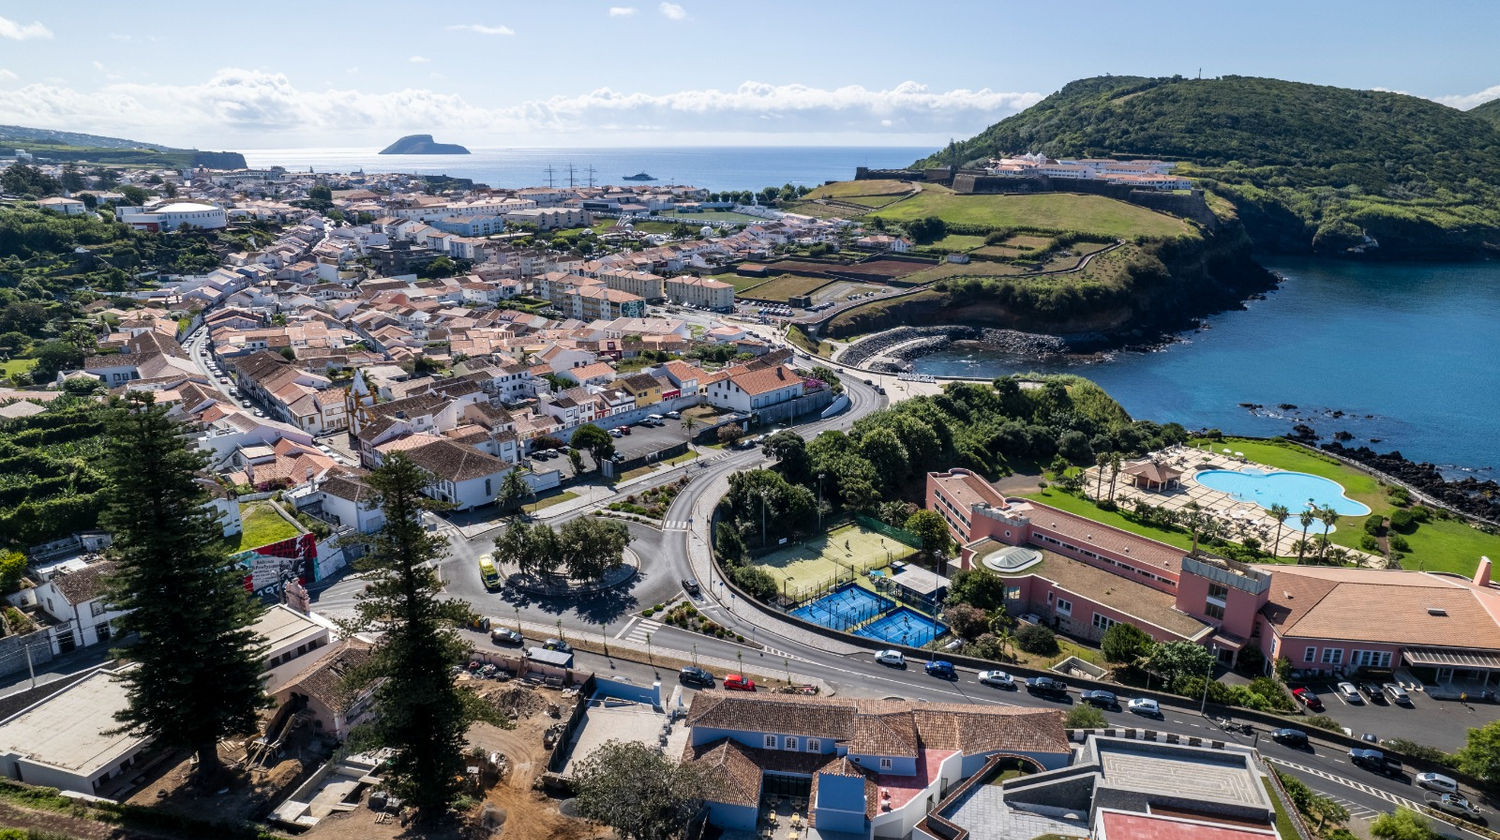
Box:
[0,16,52,41]
[609,6,638,16]
[108,33,132,42]
[0,69,17,82]
[408,55,430,64]
[1435,83,1500,111]
[0,69,1043,148]
[447,23,514,36]
[658,2,687,20]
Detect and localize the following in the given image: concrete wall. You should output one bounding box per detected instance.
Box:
[592,675,661,708]
[707,800,758,832]
[0,629,54,679]
[814,771,868,834]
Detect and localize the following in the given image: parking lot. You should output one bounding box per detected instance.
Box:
[608,417,692,462]
[1292,678,1500,750]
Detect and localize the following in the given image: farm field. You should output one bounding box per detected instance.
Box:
[804,179,915,199]
[739,273,832,302]
[872,186,1197,240]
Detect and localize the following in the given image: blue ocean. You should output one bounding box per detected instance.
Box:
[239,145,933,193]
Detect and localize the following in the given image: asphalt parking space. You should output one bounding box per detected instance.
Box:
[1295,679,1500,750]
[610,421,691,460]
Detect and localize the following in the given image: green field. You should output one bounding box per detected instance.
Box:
[524,490,578,514]
[926,233,989,252]
[233,502,303,552]
[804,179,915,200]
[656,210,764,223]
[752,523,918,601]
[0,358,37,378]
[872,187,1197,240]
[1024,487,1198,552]
[738,273,831,302]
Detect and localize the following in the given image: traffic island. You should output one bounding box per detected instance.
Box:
[503,548,640,598]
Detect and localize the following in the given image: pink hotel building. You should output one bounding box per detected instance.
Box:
[927,468,1500,685]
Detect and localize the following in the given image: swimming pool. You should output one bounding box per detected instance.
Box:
[1194,468,1371,516]
[854,607,948,647]
[790,584,894,633]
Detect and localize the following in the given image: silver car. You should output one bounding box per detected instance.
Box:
[977,670,1015,688]
[1416,772,1459,794]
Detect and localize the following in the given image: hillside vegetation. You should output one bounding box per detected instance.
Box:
[871,186,1196,240]
[920,75,1500,258]
[1472,98,1500,127]
[0,124,245,169]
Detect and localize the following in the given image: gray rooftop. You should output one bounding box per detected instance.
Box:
[1087,737,1268,811]
[0,666,146,774]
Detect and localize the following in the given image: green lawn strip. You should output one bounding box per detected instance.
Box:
[731,274,774,292]
[1196,437,1386,509]
[1401,518,1500,575]
[1023,488,1197,552]
[872,189,1196,240]
[523,490,578,513]
[235,502,302,551]
[1262,776,1307,840]
[0,358,38,377]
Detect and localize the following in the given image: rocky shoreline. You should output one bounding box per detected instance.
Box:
[1315,441,1500,526]
[841,326,1075,372]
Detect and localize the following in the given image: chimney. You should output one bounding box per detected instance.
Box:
[1476,556,1492,588]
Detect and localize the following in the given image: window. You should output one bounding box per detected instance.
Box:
[1207,583,1229,602]
[1056,598,1072,616]
[783,736,798,751]
[807,739,821,752]
[1321,648,1343,666]
[1092,613,1116,632]
[879,758,893,770]
[1304,646,1316,663]
[91,601,107,617]
[1204,602,1225,620]
[764,735,777,749]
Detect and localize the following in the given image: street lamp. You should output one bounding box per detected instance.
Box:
[817,473,826,530]
[1199,646,1217,715]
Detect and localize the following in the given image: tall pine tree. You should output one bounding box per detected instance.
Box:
[350,453,475,824]
[102,393,267,780]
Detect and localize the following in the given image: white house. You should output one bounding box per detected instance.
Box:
[299,473,386,534]
[401,439,515,511]
[0,665,153,797]
[704,364,805,414]
[118,201,227,231]
[36,196,87,216]
[33,559,128,654]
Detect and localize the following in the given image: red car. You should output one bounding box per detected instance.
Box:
[1292,687,1325,712]
[722,674,756,691]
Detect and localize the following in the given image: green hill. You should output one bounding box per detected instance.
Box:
[0,124,246,169]
[921,75,1500,258]
[1471,98,1500,128]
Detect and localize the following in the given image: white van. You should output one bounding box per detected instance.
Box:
[647,413,665,423]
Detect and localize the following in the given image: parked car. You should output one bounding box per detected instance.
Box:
[977,670,1015,688]
[1416,772,1460,794]
[543,638,572,654]
[617,425,632,435]
[666,410,681,419]
[875,650,906,668]
[1360,681,1388,704]
[1430,793,1481,821]
[490,627,524,646]
[1336,682,1363,704]
[1349,748,1403,777]
[1292,687,1325,712]
[682,578,701,596]
[240,400,251,408]
[679,666,715,687]
[1027,676,1068,699]
[1383,683,1414,706]
[925,660,956,679]
[1270,728,1309,747]
[1127,698,1162,718]
[609,428,623,438]
[1080,690,1117,709]
[723,674,756,691]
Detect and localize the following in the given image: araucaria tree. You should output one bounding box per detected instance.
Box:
[102,393,268,782]
[574,740,707,840]
[350,453,476,824]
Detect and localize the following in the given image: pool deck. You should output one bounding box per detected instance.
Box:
[1082,445,1383,566]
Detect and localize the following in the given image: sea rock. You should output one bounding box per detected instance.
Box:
[379,134,470,154]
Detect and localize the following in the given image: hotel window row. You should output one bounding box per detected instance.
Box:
[1031,533,1173,585]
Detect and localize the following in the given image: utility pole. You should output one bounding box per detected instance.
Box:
[817,473,825,531]
[544,165,556,188]
[1199,646,1216,715]
[760,489,768,548]
[25,642,35,689]
[567,163,576,189]
[586,165,596,189]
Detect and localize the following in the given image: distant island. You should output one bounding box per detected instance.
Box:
[379,134,470,155]
[0,124,246,169]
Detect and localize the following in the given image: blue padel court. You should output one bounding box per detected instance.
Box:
[854,607,948,648]
[790,583,893,632]
[790,583,947,645]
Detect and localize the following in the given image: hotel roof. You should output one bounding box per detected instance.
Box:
[1259,565,1500,649]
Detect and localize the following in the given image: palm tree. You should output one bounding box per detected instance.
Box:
[1183,502,1207,557]
[1269,504,1290,558]
[680,415,698,437]
[1107,453,1123,502]
[1320,508,1341,562]
[1327,547,1353,566]
[1095,452,1110,500]
[1297,509,1316,563]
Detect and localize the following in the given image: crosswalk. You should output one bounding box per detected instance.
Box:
[1265,757,1423,813]
[663,519,692,531]
[616,616,664,644]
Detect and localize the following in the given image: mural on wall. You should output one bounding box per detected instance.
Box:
[236,532,318,597]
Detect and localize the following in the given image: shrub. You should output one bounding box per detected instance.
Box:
[1387,485,1411,506]
[1065,704,1106,729]
[1389,534,1410,552]
[731,566,778,601]
[1364,515,1386,536]
[1359,534,1380,552]
[1389,509,1419,534]
[1016,624,1059,656]
[1303,714,1342,732]
[1382,737,1456,768]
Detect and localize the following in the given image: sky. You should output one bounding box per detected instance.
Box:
[0,0,1497,150]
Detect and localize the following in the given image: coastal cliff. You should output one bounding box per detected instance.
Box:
[379,134,471,155]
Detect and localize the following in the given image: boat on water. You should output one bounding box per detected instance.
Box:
[621,171,657,181]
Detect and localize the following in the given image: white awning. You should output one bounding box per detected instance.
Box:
[1403,647,1500,670]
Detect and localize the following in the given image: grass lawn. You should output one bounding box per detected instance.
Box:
[656,210,763,223]
[1001,233,1056,250]
[0,358,37,378]
[620,451,699,482]
[872,186,1197,240]
[234,502,303,552]
[731,273,776,292]
[524,490,578,514]
[1024,487,1197,552]
[739,273,832,302]
[1194,437,1387,510]
[1402,518,1500,575]
[1262,777,1303,840]
[804,179,914,200]
[926,232,988,252]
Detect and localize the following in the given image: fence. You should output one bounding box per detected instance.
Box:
[853,514,924,550]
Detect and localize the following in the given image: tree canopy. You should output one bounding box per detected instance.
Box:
[573,740,708,840]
